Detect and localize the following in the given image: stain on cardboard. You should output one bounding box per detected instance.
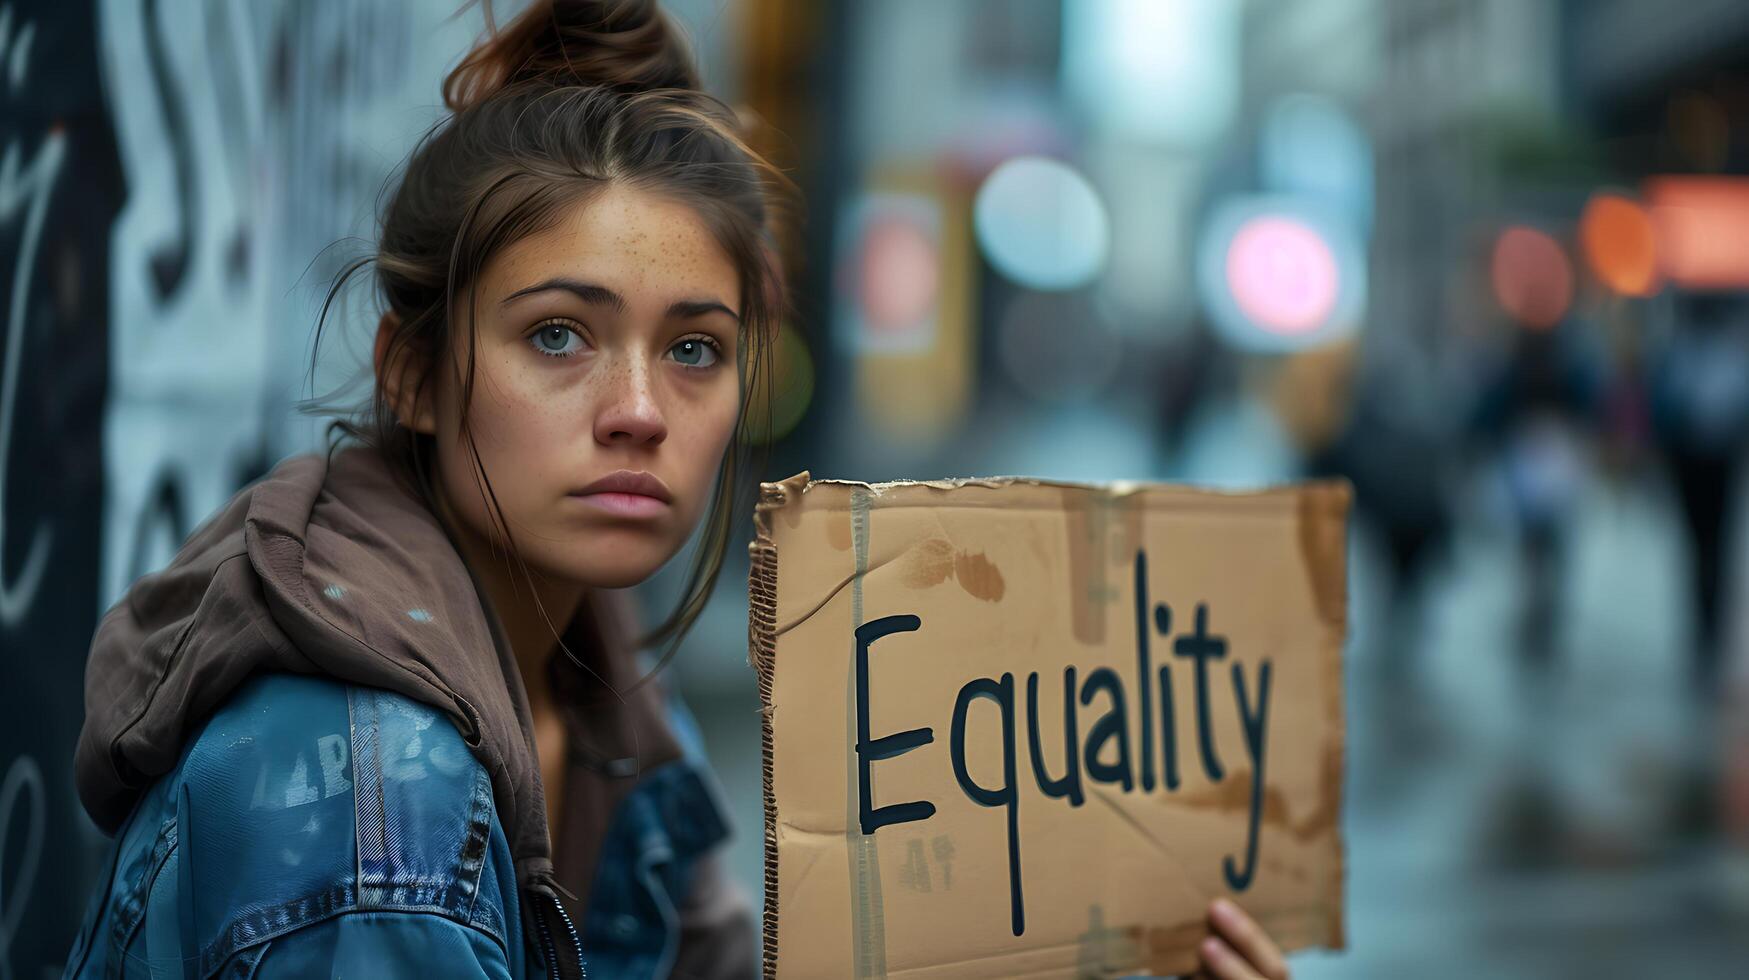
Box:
[898,538,1006,602]
[953,551,1006,601]
[1171,768,1336,844]
[900,538,956,588]
[1297,482,1350,629]
[827,510,853,551]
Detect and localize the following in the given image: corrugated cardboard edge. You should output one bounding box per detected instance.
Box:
[749,472,1354,978]
[749,471,809,979]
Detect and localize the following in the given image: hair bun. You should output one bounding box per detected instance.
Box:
[444,0,701,113]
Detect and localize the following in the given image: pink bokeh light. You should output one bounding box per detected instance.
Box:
[858,215,940,332]
[1225,215,1340,335]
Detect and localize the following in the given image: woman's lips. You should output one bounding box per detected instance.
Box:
[567,490,670,518]
[567,470,673,518]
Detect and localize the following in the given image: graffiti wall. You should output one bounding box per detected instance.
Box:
[0,1,495,973]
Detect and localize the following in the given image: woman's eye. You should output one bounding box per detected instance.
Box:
[668,337,720,368]
[529,323,584,358]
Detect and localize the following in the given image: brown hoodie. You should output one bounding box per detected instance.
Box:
[73,443,748,949]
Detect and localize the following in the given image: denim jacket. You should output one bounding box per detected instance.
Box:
[61,672,737,979]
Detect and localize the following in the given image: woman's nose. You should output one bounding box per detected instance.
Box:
[593,357,668,446]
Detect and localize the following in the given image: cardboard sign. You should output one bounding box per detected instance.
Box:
[748,474,1349,978]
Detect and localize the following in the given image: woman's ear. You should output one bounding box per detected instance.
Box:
[375,310,437,434]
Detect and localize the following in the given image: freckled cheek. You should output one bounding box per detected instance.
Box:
[459,359,580,485]
[668,380,741,499]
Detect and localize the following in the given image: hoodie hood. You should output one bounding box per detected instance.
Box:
[77,444,559,888]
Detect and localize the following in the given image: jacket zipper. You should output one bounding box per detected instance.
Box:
[550,893,586,979]
[534,898,558,980]
[534,888,587,979]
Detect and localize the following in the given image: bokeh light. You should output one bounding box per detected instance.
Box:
[973,156,1110,291]
[745,321,815,446]
[1259,93,1374,233]
[1490,226,1573,329]
[1645,176,1749,290]
[1061,0,1239,146]
[1196,195,1364,352]
[836,191,945,354]
[1227,216,1341,335]
[1578,193,1660,297]
[858,213,940,331]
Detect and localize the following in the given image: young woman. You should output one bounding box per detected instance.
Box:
[62,2,1292,977]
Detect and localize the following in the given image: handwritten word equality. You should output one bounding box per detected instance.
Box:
[854,551,1274,937]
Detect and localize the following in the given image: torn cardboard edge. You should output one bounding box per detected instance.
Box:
[748,478,785,979]
[748,472,1351,978]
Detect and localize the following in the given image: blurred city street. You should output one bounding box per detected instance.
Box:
[1303,475,1748,978]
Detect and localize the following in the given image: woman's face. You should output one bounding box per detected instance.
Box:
[411,182,743,589]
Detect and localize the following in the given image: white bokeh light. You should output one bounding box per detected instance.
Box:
[974,156,1111,291]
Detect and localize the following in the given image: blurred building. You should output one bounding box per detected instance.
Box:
[1571,0,1749,117]
[1241,0,1381,109]
[1372,0,1564,377]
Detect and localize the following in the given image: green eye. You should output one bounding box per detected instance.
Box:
[669,338,719,368]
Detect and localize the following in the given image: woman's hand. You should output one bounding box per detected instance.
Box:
[1189,897,1289,980]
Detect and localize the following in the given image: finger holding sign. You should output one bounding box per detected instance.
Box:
[1191,898,1290,980]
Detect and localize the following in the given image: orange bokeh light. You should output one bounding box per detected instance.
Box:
[1579,194,1660,297]
[1645,176,1749,290]
[1491,226,1573,330]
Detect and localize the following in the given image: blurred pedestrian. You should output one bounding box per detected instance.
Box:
[1472,317,1606,673]
[1308,350,1454,678]
[1651,292,1749,694]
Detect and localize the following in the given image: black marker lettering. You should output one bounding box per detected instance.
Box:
[1154,601,1179,790]
[855,615,936,836]
[1079,668,1134,791]
[1225,659,1272,891]
[1134,553,1155,792]
[1158,664,1181,791]
[951,673,1023,936]
[1027,668,1085,806]
[1174,603,1226,782]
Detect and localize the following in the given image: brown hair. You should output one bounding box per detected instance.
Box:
[309,0,794,681]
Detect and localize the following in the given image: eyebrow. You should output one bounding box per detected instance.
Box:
[499,276,740,322]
